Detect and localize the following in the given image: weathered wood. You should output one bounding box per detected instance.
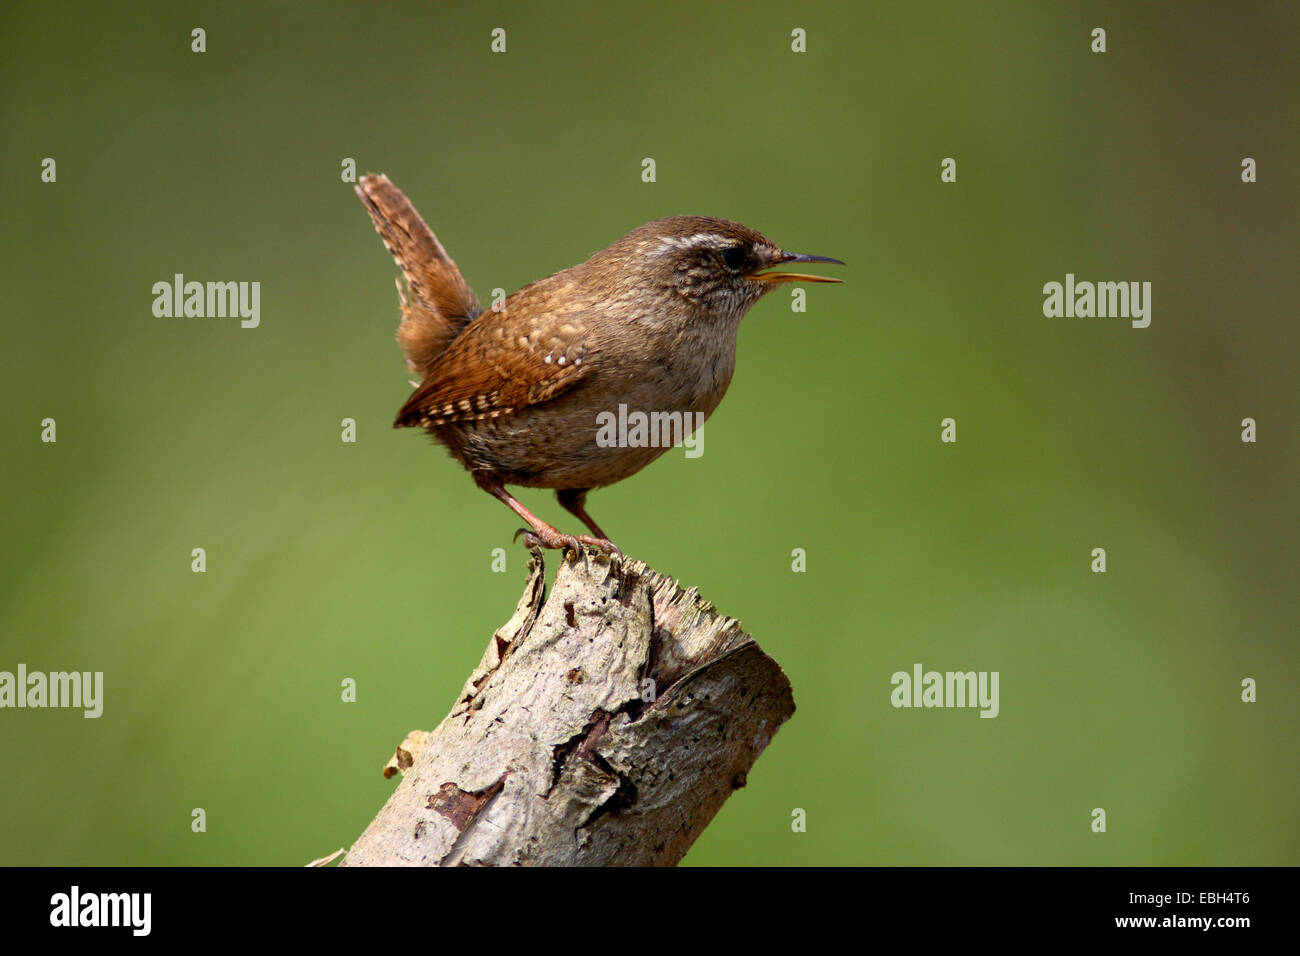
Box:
[341,549,795,866]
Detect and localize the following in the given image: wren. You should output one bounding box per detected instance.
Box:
[356,174,842,554]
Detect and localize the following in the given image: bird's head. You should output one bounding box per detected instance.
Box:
[589,215,843,321]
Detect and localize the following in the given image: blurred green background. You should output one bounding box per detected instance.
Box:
[1,1,1295,866]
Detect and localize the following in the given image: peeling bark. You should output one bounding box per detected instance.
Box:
[341,549,795,867]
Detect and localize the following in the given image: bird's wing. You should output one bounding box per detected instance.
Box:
[394,305,593,428]
[356,174,481,374]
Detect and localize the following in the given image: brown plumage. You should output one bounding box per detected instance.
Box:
[355,174,480,373]
[356,173,842,553]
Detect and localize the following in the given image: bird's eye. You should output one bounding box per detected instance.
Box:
[721,247,745,272]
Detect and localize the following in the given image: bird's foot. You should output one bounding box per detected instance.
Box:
[513,526,621,557]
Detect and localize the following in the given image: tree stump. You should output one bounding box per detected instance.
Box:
[340,549,795,866]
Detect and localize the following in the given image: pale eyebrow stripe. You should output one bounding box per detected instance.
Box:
[654,233,732,255]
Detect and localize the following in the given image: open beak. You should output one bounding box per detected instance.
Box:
[747,251,845,284]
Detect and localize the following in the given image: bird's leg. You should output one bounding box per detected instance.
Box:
[474,474,619,555]
[556,488,621,555]
[556,488,612,541]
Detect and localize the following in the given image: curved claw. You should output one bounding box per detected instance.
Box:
[575,534,622,557]
[513,528,545,551]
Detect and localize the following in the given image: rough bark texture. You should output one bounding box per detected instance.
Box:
[341,549,795,867]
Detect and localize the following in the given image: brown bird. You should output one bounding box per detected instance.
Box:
[356,174,842,554]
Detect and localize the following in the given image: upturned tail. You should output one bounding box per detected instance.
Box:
[356,174,481,374]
